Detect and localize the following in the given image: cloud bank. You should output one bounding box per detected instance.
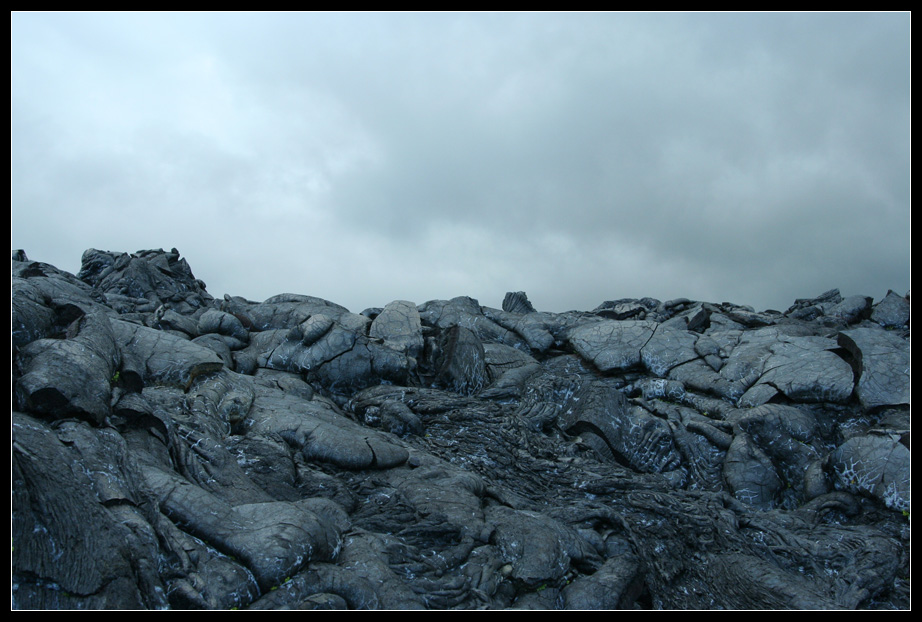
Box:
[11,12,910,313]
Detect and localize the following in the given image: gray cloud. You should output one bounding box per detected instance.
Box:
[12,12,910,314]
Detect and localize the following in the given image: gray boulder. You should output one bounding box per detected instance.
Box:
[830,434,910,512]
[870,290,910,328]
[838,327,910,408]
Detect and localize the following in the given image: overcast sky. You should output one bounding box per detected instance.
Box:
[11,12,911,314]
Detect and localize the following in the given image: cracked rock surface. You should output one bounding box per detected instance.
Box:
[12,249,910,610]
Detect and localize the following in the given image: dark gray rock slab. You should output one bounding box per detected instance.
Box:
[12,412,168,609]
[829,294,872,324]
[483,309,554,353]
[561,553,643,609]
[153,306,200,336]
[374,400,424,437]
[388,464,488,540]
[253,368,315,401]
[485,505,600,589]
[482,342,539,380]
[246,385,409,470]
[306,340,410,395]
[78,248,213,313]
[251,312,412,394]
[11,268,108,348]
[191,333,235,368]
[502,291,536,314]
[671,421,728,492]
[726,404,821,507]
[830,434,910,512]
[566,319,657,372]
[15,314,120,425]
[756,338,854,403]
[668,552,837,608]
[667,358,744,402]
[369,299,424,359]
[593,301,647,320]
[735,382,779,407]
[640,324,700,376]
[717,327,854,404]
[418,296,526,348]
[332,531,427,609]
[431,325,487,395]
[144,463,343,592]
[197,308,250,345]
[220,292,350,332]
[723,432,783,509]
[785,288,842,319]
[247,562,380,609]
[264,314,355,372]
[561,381,682,474]
[870,290,910,328]
[720,308,775,328]
[838,327,910,408]
[111,319,225,389]
[11,279,59,349]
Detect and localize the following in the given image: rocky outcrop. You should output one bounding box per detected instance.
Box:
[11,248,910,610]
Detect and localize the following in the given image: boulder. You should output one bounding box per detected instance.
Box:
[838,327,910,408]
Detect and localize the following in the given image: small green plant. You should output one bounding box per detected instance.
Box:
[110,371,121,385]
[269,577,292,592]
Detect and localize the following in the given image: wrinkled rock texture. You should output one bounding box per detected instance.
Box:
[12,249,910,610]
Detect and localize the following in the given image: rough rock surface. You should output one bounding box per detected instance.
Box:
[11,249,910,610]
